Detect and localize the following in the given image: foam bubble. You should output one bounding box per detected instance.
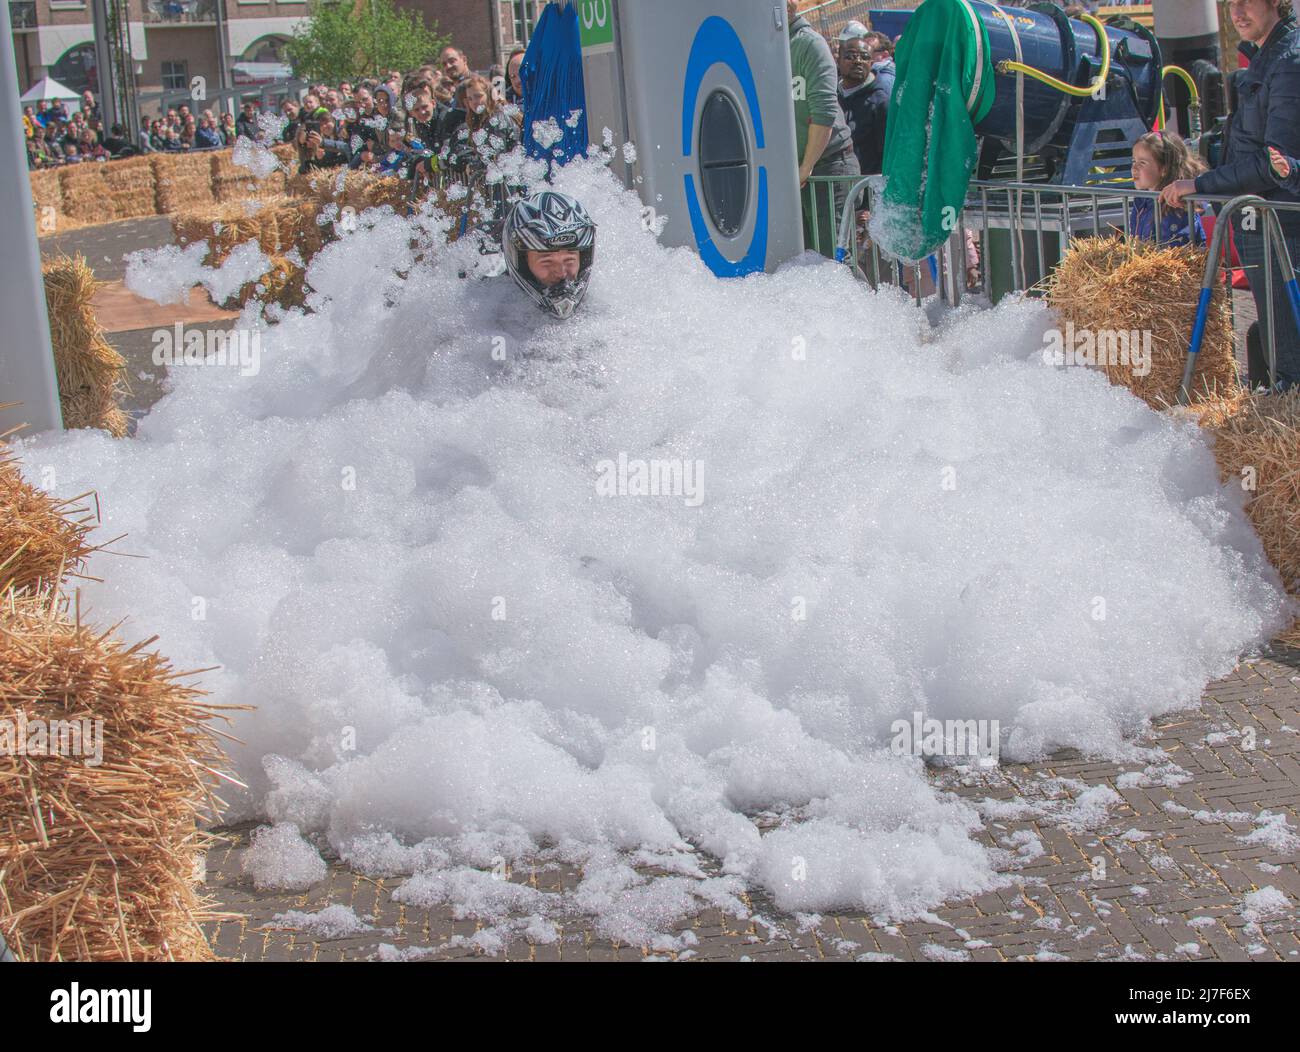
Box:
[22,154,1290,945]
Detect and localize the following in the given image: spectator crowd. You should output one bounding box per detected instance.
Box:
[23,42,529,193]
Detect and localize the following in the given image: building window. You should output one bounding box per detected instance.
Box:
[161,60,188,91]
[511,0,536,47]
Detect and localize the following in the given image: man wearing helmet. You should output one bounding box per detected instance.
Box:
[503,190,597,319]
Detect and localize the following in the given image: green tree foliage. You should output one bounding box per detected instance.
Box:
[285,0,449,84]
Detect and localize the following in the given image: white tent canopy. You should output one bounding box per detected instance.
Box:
[19,76,81,106]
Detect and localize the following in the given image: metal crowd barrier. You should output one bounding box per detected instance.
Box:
[806,174,1300,394]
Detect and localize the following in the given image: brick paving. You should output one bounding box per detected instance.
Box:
[199,647,1300,962]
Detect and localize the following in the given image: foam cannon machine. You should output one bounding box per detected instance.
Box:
[577,0,804,276]
[869,0,1174,303]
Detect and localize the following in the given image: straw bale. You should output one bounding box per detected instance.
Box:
[0,589,235,961]
[1046,236,1241,408]
[1192,389,1300,591]
[41,255,130,436]
[151,152,216,214]
[211,147,290,204]
[238,254,306,310]
[1185,389,1300,643]
[171,196,295,264]
[100,155,157,221]
[57,163,116,225]
[0,446,97,594]
[28,169,63,219]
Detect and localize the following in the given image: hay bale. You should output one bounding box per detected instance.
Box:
[1186,389,1300,643]
[286,165,349,201]
[151,151,215,214]
[100,155,158,221]
[0,589,233,961]
[1046,236,1241,408]
[29,169,64,233]
[57,163,116,225]
[41,255,129,436]
[211,148,289,204]
[0,447,97,594]
[237,254,306,310]
[171,197,292,266]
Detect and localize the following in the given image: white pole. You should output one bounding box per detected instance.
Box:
[0,0,62,436]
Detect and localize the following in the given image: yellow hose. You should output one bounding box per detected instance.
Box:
[997,12,1111,98]
[1157,64,1202,132]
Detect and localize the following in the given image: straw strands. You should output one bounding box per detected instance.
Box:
[0,588,237,961]
[41,255,130,437]
[151,152,216,215]
[0,439,239,961]
[1046,236,1241,408]
[238,254,307,310]
[28,169,63,233]
[56,163,116,225]
[101,155,159,221]
[211,148,289,204]
[1186,389,1300,642]
[0,443,99,595]
[171,195,297,266]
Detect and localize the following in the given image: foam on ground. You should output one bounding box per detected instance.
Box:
[20,155,1291,945]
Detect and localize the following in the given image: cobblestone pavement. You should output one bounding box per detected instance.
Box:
[200,647,1300,962]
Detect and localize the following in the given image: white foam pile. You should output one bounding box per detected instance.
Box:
[19,154,1291,947]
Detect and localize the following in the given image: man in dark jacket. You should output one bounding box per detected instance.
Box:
[235,101,261,141]
[1164,0,1300,388]
[837,36,890,176]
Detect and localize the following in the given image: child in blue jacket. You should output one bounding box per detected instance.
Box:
[1128,132,1207,247]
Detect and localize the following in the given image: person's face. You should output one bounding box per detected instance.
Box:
[1131,142,1165,191]
[465,85,489,113]
[527,250,580,286]
[327,90,341,108]
[1228,0,1283,43]
[839,39,872,82]
[786,0,799,24]
[442,48,468,79]
[319,118,335,138]
[387,128,405,150]
[355,88,372,112]
[408,88,435,123]
[508,54,524,95]
[303,94,319,112]
[374,91,390,115]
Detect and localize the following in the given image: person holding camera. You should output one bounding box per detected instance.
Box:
[296,113,352,174]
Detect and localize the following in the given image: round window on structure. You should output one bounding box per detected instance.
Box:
[698,90,751,237]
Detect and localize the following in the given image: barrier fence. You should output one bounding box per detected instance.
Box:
[801,175,1300,395]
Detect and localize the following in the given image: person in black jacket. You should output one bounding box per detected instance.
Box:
[235,100,261,142]
[296,114,351,173]
[1164,0,1300,389]
[837,36,890,176]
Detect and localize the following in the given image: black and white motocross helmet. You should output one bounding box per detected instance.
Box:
[503,190,596,319]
